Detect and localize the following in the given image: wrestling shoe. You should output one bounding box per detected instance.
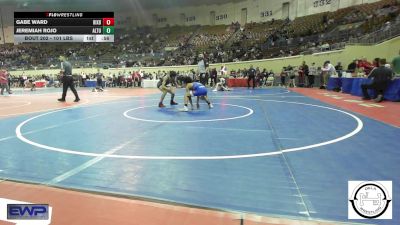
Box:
[170,101,178,105]
[74,98,80,102]
[209,103,213,109]
[159,102,166,108]
[179,106,189,112]
[57,98,66,102]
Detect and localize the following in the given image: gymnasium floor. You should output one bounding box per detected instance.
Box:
[0,87,399,225]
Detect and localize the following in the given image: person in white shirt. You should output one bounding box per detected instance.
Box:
[220,65,227,76]
[213,77,232,91]
[321,61,336,89]
[308,62,317,88]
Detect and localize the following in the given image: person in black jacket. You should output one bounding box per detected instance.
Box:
[335,62,343,78]
[361,58,393,102]
[301,61,309,87]
[347,59,357,73]
[58,56,80,102]
[247,65,256,89]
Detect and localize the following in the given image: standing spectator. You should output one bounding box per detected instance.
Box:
[138,71,143,87]
[81,72,86,87]
[361,58,393,102]
[112,74,117,87]
[287,65,296,88]
[260,69,268,86]
[255,67,263,87]
[321,61,336,89]
[19,74,25,88]
[133,71,140,87]
[280,67,287,87]
[392,50,400,75]
[210,68,218,87]
[93,69,104,92]
[58,56,80,102]
[298,65,304,87]
[118,73,124,88]
[308,62,317,88]
[299,61,308,87]
[303,62,309,86]
[247,65,256,89]
[0,67,12,95]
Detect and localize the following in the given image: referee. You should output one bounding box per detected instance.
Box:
[58,56,80,102]
[198,54,208,85]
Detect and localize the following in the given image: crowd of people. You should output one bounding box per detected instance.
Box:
[2,51,399,91]
[0,0,398,71]
[1,49,399,106]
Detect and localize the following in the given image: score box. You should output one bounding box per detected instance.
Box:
[13,12,114,42]
[103,18,114,26]
[103,26,114,34]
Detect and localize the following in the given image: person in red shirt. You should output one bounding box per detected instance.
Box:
[132,71,141,87]
[357,58,374,75]
[0,68,12,95]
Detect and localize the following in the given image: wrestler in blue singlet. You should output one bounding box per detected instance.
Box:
[192,82,207,96]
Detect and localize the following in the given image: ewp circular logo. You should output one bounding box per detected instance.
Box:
[349,181,392,219]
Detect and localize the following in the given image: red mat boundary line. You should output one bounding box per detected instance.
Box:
[0,180,362,225]
[290,88,400,128]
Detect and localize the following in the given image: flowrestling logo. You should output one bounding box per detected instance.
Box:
[348,181,392,219]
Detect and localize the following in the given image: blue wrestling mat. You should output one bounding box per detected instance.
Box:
[0,87,398,224]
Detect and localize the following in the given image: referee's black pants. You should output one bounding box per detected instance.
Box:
[210,76,217,87]
[97,78,103,88]
[248,75,255,88]
[200,73,207,85]
[61,76,80,100]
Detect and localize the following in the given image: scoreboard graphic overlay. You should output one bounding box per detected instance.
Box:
[14,12,114,42]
